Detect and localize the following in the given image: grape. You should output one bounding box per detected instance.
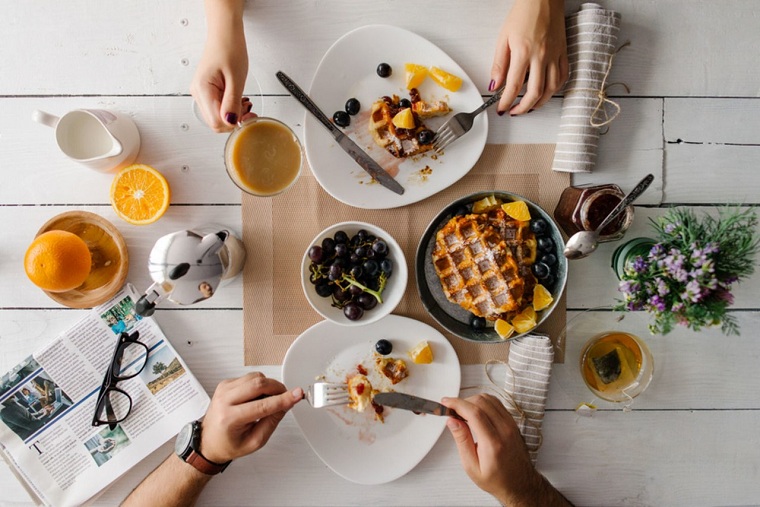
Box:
[349,253,361,264]
[328,264,343,281]
[315,283,332,298]
[350,265,363,279]
[363,259,379,277]
[372,239,388,256]
[354,246,367,258]
[343,302,364,321]
[333,285,350,302]
[321,237,335,256]
[334,230,349,244]
[349,284,363,297]
[375,339,392,355]
[308,245,324,263]
[380,258,393,277]
[357,229,368,241]
[335,243,349,258]
[357,293,377,310]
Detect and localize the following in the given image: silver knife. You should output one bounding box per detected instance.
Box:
[373,392,464,420]
[276,70,405,195]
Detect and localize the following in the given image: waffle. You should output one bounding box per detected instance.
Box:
[368,91,450,158]
[432,208,538,321]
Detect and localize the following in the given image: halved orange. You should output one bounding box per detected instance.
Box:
[405,63,428,89]
[25,230,91,292]
[495,319,515,340]
[429,66,463,92]
[501,201,531,222]
[533,284,554,311]
[110,164,171,225]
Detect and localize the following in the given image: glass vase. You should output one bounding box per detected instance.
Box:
[611,237,656,280]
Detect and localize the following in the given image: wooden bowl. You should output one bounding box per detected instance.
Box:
[35,211,129,308]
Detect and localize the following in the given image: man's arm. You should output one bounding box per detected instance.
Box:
[122,373,303,507]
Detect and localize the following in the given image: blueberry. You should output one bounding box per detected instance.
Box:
[540,253,557,266]
[470,315,486,330]
[417,129,434,145]
[377,63,392,78]
[345,98,361,115]
[453,205,471,217]
[541,274,556,288]
[530,218,549,235]
[333,111,350,127]
[532,262,550,279]
[538,237,554,252]
[399,98,412,109]
[375,339,393,355]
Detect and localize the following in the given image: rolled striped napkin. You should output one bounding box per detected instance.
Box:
[504,334,554,464]
[552,3,622,173]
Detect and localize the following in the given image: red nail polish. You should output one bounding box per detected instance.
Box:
[488,80,495,92]
[497,110,505,116]
[225,112,238,125]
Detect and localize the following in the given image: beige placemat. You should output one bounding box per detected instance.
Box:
[242,144,569,365]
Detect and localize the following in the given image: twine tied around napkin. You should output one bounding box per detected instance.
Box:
[462,334,554,464]
[552,3,627,173]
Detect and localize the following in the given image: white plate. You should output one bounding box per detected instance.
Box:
[304,24,488,209]
[282,315,461,484]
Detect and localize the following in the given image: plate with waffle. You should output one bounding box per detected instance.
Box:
[415,192,568,343]
[303,24,488,209]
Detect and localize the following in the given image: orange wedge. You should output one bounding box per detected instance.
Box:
[392,108,416,129]
[501,201,531,222]
[495,319,515,340]
[408,340,434,364]
[110,164,171,225]
[429,66,463,92]
[533,284,554,311]
[405,63,428,89]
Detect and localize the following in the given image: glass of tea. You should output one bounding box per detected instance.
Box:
[580,330,654,403]
[224,117,303,197]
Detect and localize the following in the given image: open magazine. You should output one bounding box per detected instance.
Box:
[0,285,210,506]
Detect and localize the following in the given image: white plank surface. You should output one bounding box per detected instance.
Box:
[2,0,760,506]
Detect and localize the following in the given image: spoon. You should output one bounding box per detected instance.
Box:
[563,173,655,260]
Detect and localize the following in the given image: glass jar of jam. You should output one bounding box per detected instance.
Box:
[553,184,633,242]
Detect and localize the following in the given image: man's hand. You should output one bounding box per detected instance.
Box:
[199,372,303,464]
[490,0,568,115]
[442,394,571,506]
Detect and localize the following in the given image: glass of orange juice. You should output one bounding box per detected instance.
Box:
[224,117,303,197]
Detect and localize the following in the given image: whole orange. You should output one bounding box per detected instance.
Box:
[24,230,92,292]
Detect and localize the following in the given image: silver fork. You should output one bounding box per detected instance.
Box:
[304,382,349,408]
[432,84,506,153]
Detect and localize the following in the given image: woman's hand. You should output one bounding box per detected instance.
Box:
[490,0,568,116]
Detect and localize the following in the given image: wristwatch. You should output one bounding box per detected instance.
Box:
[175,420,231,475]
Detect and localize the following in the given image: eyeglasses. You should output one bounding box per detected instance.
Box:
[92,331,149,429]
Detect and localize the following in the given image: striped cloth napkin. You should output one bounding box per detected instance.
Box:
[504,334,554,464]
[552,3,623,173]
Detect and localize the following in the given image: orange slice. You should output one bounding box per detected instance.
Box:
[405,63,428,89]
[472,195,500,213]
[408,340,434,364]
[110,164,171,225]
[25,230,91,292]
[501,201,531,222]
[511,307,537,334]
[392,108,416,129]
[495,319,515,340]
[533,284,554,311]
[428,66,463,92]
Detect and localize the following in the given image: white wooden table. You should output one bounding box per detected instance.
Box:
[2,1,759,505]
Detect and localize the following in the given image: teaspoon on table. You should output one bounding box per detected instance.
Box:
[563,173,655,260]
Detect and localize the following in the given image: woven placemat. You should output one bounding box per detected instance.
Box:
[242,144,569,365]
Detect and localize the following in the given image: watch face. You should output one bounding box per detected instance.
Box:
[175,422,193,455]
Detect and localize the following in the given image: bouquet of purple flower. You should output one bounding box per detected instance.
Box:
[615,207,758,335]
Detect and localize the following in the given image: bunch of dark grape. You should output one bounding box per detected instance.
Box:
[308,229,394,321]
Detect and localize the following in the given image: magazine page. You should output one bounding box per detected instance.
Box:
[0,285,210,506]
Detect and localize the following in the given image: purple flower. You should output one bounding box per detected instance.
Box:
[681,279,702,303]
[656,278,670,296]
[648,295,667,312]
[649,243,665,259]
[632,255,648,273]
[715,288,735,305]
